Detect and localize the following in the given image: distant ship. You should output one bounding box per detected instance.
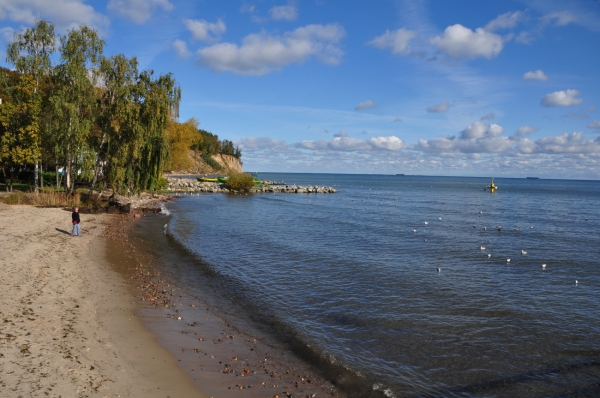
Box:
[396,173,405,176]
[526,177,540,179]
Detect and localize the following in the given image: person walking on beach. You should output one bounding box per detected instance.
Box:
[71,207,81,237]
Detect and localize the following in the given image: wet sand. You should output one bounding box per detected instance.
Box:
[0,204,206,397]
[108,212,345,398]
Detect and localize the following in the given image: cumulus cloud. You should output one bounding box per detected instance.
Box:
[415,136,514,154]
[426,101,450,113]
[589,120,600,129]
[0,0,109,31]
[515,125,539,137]
[196,23,345,75]
[184,18,226,41]
[484,11,523,31]
[430,24,504,59]
[523,69,548,81]
[368,136,405,151]
[480,112,495,120]
[108,0,173,24]
[392,117,403,123]
[460,121,505,139]
[296,135,404,152]
[269,5,297,21]
[541,89,583,107]
[368,28,418,55]
[354,100,378,111]
[171,39,191,58]
[237,137,289,151]
[522,132,600,154]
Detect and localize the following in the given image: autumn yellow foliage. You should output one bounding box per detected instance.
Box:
[165,118,200,171]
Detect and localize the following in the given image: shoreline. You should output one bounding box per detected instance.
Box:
[114,208,346,398]
[0,203,206,397]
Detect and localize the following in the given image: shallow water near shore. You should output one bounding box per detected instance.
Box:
[138,174,600,397]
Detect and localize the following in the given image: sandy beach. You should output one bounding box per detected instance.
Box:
[0,204,206,397]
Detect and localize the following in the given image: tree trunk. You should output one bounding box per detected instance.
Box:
[89,132,106,195]
[34,161,39,193]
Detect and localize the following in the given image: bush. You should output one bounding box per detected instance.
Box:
[225,172,254,192]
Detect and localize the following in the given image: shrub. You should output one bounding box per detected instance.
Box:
[225,172,254,192]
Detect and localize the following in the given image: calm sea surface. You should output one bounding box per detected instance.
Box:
[139,174,600,397]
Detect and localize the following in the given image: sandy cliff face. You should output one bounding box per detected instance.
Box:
[211,154,243,173]
[167,151,243,175]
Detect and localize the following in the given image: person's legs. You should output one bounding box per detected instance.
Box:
[71,223,81,236]
[71,223,76,236]
[76,223,81,236]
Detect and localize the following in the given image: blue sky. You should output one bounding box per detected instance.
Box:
[1,0,600,178]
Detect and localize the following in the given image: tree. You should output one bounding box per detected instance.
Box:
[49,25,104,193]
[165,117,200,171]
[5,20,56,192]
[0,72,41,191]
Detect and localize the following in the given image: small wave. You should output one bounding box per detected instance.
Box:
[160,203,171,216]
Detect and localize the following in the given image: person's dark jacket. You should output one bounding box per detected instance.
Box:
[72,211,80,224]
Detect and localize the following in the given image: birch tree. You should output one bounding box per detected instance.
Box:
[5,20,55,192]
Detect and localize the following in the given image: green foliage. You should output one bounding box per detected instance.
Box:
[225,172,254,192]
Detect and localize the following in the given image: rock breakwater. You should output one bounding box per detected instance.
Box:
[166,177,337,194]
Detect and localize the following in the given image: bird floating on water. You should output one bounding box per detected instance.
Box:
[437,268,441,273]
[506,258,511,263]
[542,264,546,269]
[480,246,486,251]
[521,250,527,255]
[487,254,491,258]
[413,229,417,233]
[514,227,520,231]
[438,217,442,220]
[473,225,477,228]
[497,225,502,231]
[424,221,428,225]
[575,280,578,285]
[484,227,487,231]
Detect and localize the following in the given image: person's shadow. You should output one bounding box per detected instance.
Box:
[55,228,71,235]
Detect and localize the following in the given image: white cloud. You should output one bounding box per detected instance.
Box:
[296,135,404,152]
[541,89,583,107]
[415,136,514,154]
[460,121,505,139]
[480,112,495,120]
[0,0,109,31]
[171,39,191,58]
[523,69,548,81]
[368,136,405,151]
[515,125,539,137]
[430,24,504,59]
[526,132,600,154]
[269,5,297,21]
[238,137,289,152]
[240,4,255,14]
[368,28,418,55]
[426,101,450,113]
[392,117,403,123]
[196,24,345,75]
[107,0,173,24]
[515,31,533,44]
[354,100,378,111]
[0,26,14,41]
[485,11,523,31]
[333,130,347,137]
[543,11,577,27]
[589,120,600,129]
[184,18,226,41]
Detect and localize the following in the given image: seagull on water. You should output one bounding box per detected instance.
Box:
[437,268,441,273]
[507,258,511,263]
[480,246,486,251]
[575,280,578,285]
[438,217,442,220]
[497,225,502,231]
[521,250,527,255]
[484,227,487,231]
[514,227,520,231]
[487,254,491,258]
[542,264,546,269]
[424,221,429,225]
[413,229,417,233]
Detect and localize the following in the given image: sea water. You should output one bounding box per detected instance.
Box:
[137,174,600,397]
